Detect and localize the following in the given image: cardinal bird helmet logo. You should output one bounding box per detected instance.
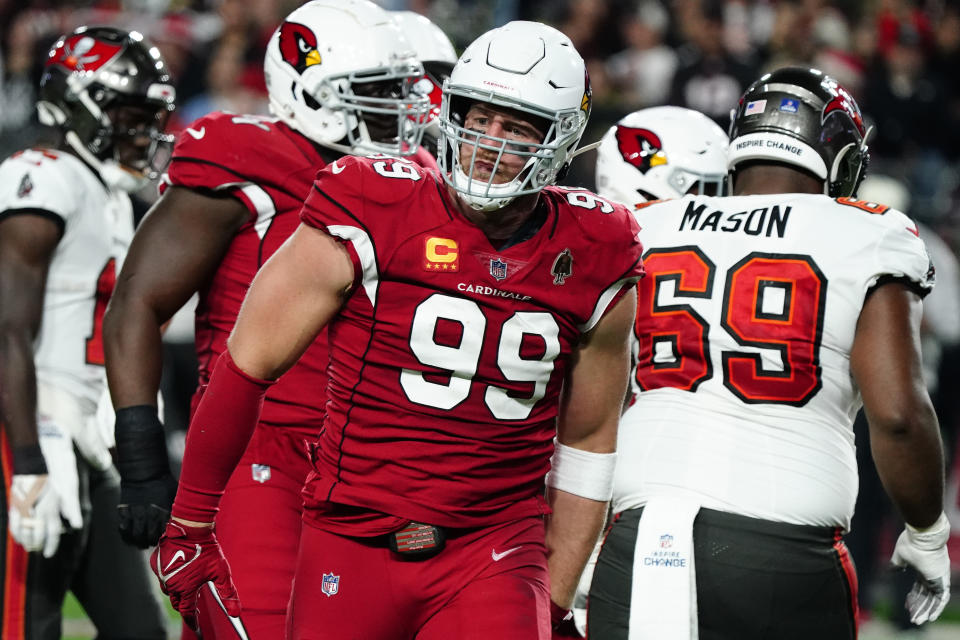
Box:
[278,21,321,74]
[614,126,668,175]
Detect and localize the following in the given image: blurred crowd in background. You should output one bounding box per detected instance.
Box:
[2,0,959,630]
[3,0,960,226]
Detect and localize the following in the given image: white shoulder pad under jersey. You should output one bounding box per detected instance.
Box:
[0,149,134,403]
[615,193,933,530]
[0,149,79,224]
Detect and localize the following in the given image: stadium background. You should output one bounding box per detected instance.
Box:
[0,0,957,637]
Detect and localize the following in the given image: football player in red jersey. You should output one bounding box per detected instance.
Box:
[102,1,430,637]
[148,20,645,640]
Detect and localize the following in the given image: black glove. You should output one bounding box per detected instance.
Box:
[115,405,178,548]
[551,600,582,638]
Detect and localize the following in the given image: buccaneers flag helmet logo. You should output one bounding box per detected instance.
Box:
[820,78,865,136]
[614,126,668,174]
[278,22,321,73]
[47,34,122,73]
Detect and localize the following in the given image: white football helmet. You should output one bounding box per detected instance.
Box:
[393,11,456,67]
[392,11,456,154]
[437,21,591,211]
[596,106,728,208]
[263,0,430,156]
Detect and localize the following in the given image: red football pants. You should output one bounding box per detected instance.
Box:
[189,425,314,640]
[287,515,552,640]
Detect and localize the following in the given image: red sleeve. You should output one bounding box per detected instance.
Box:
[300,154,435,230]
[166,112,258,193]
[300,155,434,282]
[163,112,314,220]
[593,200,645,328]
[614,200,646,282]
[409,146,439,173]
[299,156,370,283]
[299,155,369,233]
[171,351,274,523]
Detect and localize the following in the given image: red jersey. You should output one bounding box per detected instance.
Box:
[299,155,645,534]
[162,112,333,434]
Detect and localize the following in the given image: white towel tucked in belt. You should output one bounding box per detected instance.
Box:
[628,497,700,640]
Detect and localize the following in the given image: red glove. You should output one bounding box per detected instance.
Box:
[150,520,240,630]
[551,600,582,638]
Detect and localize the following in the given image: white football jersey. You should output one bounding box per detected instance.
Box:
[616,193,934,529]
[0,149,133,404]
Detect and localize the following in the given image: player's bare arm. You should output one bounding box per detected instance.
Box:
[547,286,637,608]
[851,282,944,527]
[166,224,353,527]
[103,186,249,407]
[170,222,353,528]
[227,223,354,381]
[0,213,60,452]
[102,185,250,548]
[155,222,355,626]
[852,280,950,624]
[0,211,81,558]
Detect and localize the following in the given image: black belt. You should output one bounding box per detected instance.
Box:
[387,522,447,558]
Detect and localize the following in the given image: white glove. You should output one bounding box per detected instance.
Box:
[572,538,602,636]
[890,512,952,625]
[7,417,83,558]
[75,387,115,471]
[8,475,62,557]
[37,381,113,472]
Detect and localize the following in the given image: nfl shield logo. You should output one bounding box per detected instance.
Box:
[490,258,508,281]
[321,572,340,597]
[251,464,271,484]
[659,534,673,548]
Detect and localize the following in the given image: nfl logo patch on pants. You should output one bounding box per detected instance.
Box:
[321,572,339,597]
[251,464,271,483]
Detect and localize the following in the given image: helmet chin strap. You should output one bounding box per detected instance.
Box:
[65,131,149,193]
[452,165,520,211]
[450,143,543,211]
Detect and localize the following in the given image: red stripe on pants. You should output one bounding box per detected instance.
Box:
[833,528,859,638]
[1,429,28,640]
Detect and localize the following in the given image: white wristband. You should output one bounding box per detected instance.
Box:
[545,440,617,501]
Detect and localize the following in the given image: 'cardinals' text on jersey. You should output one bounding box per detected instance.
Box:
[299,155,644,534]
[0,149,133,403]
[615,193,934,529]
[162,112,335,432]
